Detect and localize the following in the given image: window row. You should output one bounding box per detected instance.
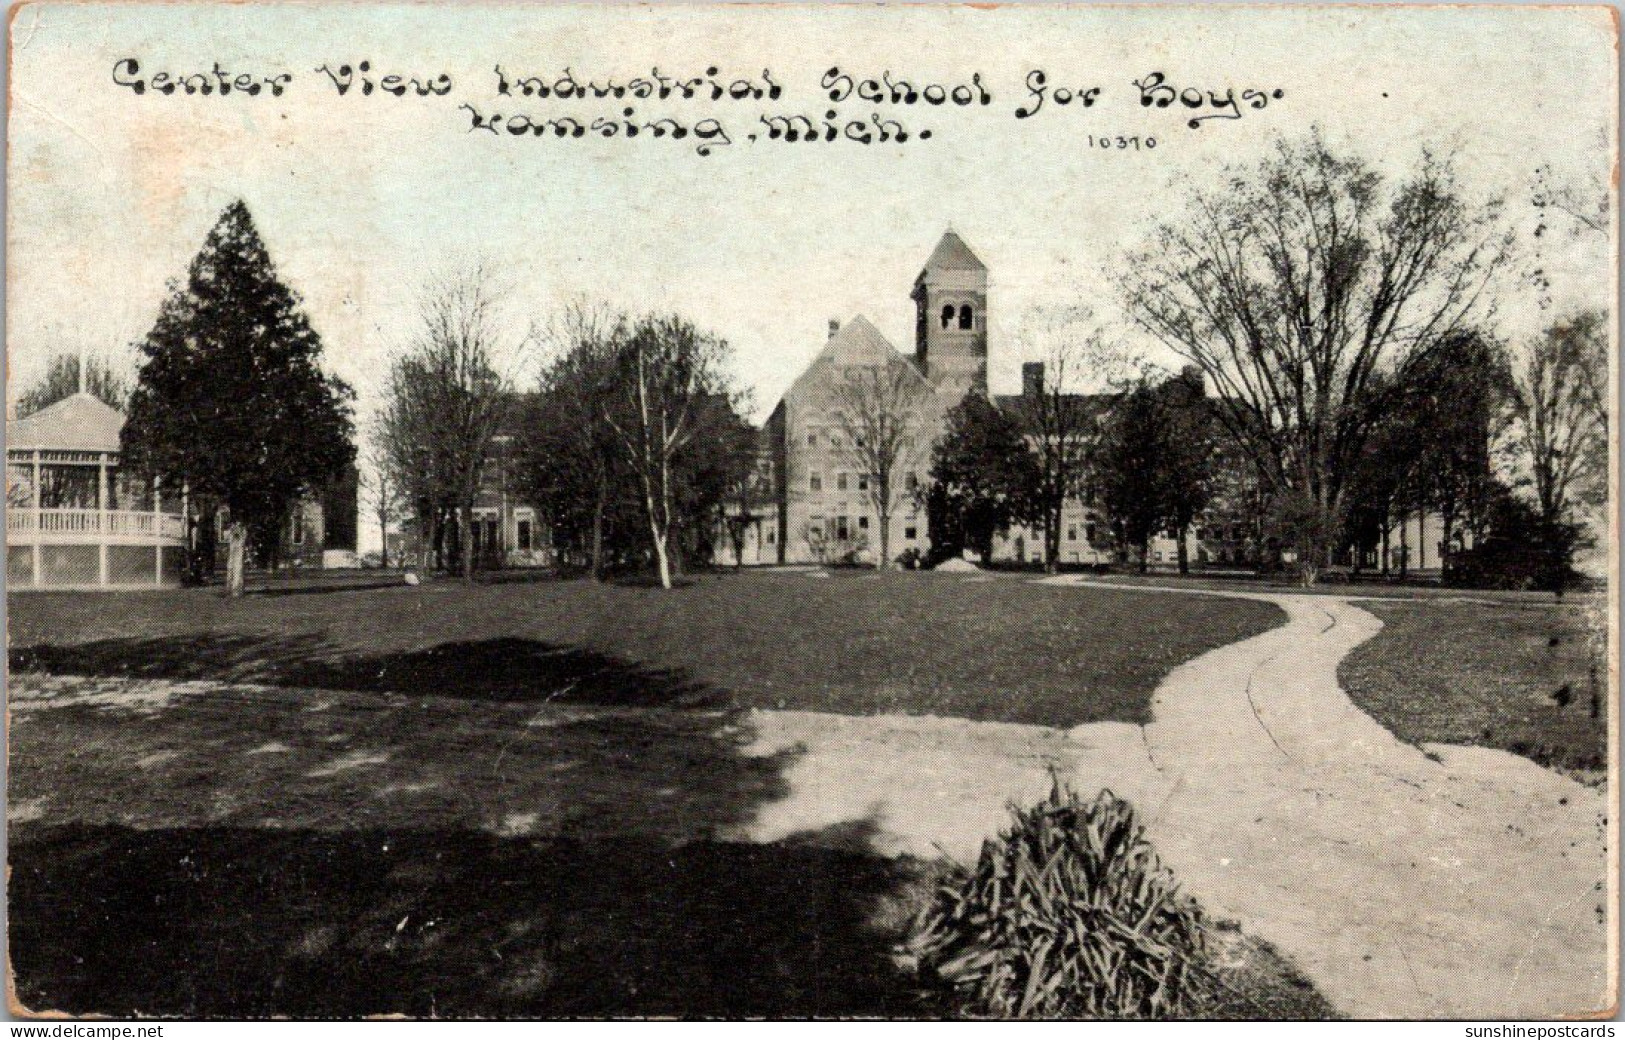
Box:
[808,471,921,493]
[808,516,921,542]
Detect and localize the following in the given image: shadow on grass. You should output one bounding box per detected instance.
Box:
[10,820,937,1018]
[12,635,721,709]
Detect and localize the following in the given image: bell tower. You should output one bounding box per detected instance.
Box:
[912,229,988,395]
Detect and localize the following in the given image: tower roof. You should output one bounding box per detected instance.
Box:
[6,391,125,454]
[916,230,987,283]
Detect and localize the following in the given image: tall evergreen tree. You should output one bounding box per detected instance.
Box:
[122,200,355,596]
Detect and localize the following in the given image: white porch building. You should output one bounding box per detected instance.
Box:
[6,393,188,589]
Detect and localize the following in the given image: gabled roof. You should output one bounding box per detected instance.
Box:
[916,230,987,281]
[6,392,125,453]
[775,315,929,414]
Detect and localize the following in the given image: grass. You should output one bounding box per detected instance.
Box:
[8,572,1320,1018]
[1337,599,1608,781]
[9,569,1285,728]
[9,675,1328,1018]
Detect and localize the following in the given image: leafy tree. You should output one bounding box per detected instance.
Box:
[1122,132,1510,584]
[122,200,354,596]
[1508,313,1606,590]
[1095,383,1168,572]
[15,353,130,417]
[1094,370,1215,574]
[928,389,1038,564]
[601,313,741,588]
[519,301,633,580]
[1153,368,1216,573]
[1342,331,1514,574]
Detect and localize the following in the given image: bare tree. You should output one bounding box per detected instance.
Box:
[602,314,734,589]
[358,427,403,568]
[378,265,521,584]
[1009,307,1126,574]
[16,351,132,417]
[1532,128,1610,240]
[831,353,929,569]
[1512,313,1607,528]
[1121,132,1510,583]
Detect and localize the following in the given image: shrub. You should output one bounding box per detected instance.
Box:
[907,780,1210,1019]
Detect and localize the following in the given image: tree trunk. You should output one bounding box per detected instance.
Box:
[650,519,672,588]
[1398,510,1410,579]
[878,507,892,570]
[1138,538,1149,574]
[1177,522,1190,575]
[1044,506,1060,574]
[1381,520,1390,577]
[225,521,248,598]
[460,501,475,585]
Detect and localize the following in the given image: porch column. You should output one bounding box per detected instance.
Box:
[97,453,109,586]
[153,475,163,586]
[31,449,42,587]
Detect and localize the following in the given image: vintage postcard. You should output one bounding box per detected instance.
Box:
[5,1,1618,1024]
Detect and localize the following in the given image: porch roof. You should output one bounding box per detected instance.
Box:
[6,393,124,455]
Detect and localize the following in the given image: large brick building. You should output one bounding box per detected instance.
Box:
[721,230,1181,568]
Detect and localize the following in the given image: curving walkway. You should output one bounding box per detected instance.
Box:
[1041,577,1613,1019]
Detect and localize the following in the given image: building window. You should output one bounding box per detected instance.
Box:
[940,303,955,329]
[1067,526,1077,541]
[905,472,919,492]
[290,510,304,545]
[809,473,822,492]
[858,516,869,531]
[1154,551,1164,562]
[837,472,848,491]
[517,519,532,552]
[858,474,869,491]
[905,526,917,540]
[835,516,849,541]
[807,431,817,446]
[958,304,974,330]
[1085,522,1097,543]
[767,529,775,545]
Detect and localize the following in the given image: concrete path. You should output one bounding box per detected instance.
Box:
[1044,577,1613,1019]
[737,578,1612,1019]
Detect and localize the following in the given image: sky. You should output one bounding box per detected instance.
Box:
[7,2,1615,436]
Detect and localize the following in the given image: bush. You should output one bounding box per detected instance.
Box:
[907,780,1210,1019]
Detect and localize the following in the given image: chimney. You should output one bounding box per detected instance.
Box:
[828,318,841,339]
[1022,361,1045,399]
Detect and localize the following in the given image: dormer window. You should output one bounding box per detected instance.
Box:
[958,304,974,330]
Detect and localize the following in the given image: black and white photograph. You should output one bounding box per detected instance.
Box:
[3,2,1618,1024]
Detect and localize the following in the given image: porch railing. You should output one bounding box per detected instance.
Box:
[7,508,187,544]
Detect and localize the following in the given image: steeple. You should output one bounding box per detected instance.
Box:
[911,230,988,394]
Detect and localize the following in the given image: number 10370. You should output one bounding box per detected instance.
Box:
[1089,135,1157,150]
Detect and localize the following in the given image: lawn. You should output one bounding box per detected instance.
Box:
[8,571,1324,1018]
[8,569,1285,728]
[1338,599,1609,781]
[8,675,1329,1018]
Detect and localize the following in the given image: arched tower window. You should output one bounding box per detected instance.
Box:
[940,304,955,329]
[958,304,974,330]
